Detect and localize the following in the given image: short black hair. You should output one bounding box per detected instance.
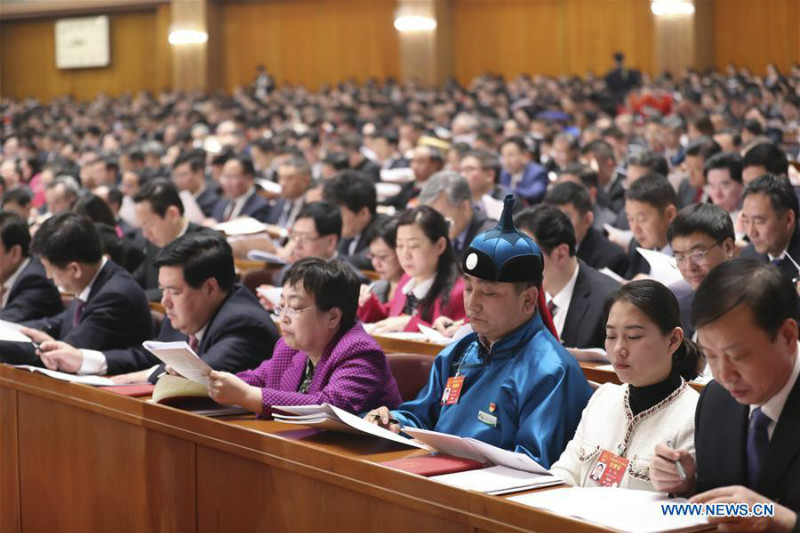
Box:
[94,222,125,266]
[685,136,722,161]
[743,142,789,176]
[499,135,530,154]
[742,173,799,221]
[668,203,735,244]
[626,151,669,177]
[703,152,743,184]
[133,178,184,217]
[107,188,123,209]
[625,173,678,211]
[295,202,342,240]
[2,188,32,208]
[693,258,797,340]
[153,231,235,292]
[560,163,599,189]
[580,139,616,163]
[322,171,377,215]
[0,212,31,257]
[322,152,350,171]
[367,215,398,248]
[228,156,256,177]
[545,181,593,216]
[172,151,204,172]
[31,212,103,267]
[73,194,116,227]
[282,257,360,334]
[514,204,576,256]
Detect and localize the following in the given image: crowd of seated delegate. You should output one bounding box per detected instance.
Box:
[0,61,799,531]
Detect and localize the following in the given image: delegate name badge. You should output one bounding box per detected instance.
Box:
[441,375,465,405]
[588,449,630,487]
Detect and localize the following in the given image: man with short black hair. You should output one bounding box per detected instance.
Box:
[742,142,790,184]
[14,213,152,366]
[580,139,624,213]
[704,152,745,237]
[339,132,381,183]
[545,181,629,277]
[271,154,312,228]
[2,188,32,221]
[172,152,219,218]
[0,213,62,322]
[36,232,279,383]
[385,145,445,210]
[322,171,384,270]
[515,205,619,349]
[211,157,272,223]
[668,203,737,339]
[499,136,548,205]
[132,178,207,301]
[652,259,800,533]
[678,136,722,208]
[624,173,679,279]
[740,174,800,280]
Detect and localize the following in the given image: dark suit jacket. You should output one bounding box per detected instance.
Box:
[353,157,382,183]
[696,378,800,526]
[741,223,800,281]
[499,162,548,205]
[577,226,630,278]
[0,258,63,323]
[384,181,420,210]
[3,261,153,365]
[670,280,695,340]
[133,223,207,302]
[338,213,387,271]
[623,238,652,280]
[597,174,626,214]
[104,285,279,381]
[560,261,620,349]
[265,197,305,228]
[453,209,496,261]
[677,178,700,209]
[196,187,220,218]
[211,191,273,223]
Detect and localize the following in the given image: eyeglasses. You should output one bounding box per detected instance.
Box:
[273,305,315,318]
[289,232,323,244]
[669,243,720,268]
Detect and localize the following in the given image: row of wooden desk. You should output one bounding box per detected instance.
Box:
[0,364,613,533]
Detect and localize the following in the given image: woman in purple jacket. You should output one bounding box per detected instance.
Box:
[207,257,402,417]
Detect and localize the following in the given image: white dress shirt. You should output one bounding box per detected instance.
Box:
[546,263,580,338]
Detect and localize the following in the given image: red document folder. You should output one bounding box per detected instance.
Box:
[381,455,485,477]
[98,384,155,397]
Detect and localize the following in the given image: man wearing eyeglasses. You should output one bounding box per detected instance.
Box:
[668,203,736,342]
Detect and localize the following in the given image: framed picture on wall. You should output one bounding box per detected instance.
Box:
[55,15,110,69]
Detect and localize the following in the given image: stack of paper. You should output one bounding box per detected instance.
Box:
[247,249,289,265]
[636,247,684,286]
[14,365,118,387]
[509,487,710,533]
[403,428,563,494]
[271,403,429,449]
[143,341,212,385]
[215,217,270,236]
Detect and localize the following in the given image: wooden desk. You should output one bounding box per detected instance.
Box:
[0,364,615,533]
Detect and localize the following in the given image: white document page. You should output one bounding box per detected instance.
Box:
[509,487,710,533]
[143,341,211,385]
[247,250,289,265]
[215,217,270,236]
[402,427,488,463]
[0,319,33,343]
[15,365,116,386]
[432,465,562,495]
[636,247,684,286]
[465,438,549,474]
[417,324,451,345]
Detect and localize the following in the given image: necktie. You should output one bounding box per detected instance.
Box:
[279,201,292,228]
[73,299,86,328]
[746,407,772,488]
[188,335,199,353]
[771,257,783,267]
[547,299,557,317]
[222,201,234,222]
[402,293,419,315]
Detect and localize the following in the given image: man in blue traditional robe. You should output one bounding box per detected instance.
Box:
[366,195,592,468]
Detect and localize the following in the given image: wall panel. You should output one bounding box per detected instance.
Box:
[220,0,400,91]
[452,0,654,83]
[0,9,165,101]
[713,0,799,74]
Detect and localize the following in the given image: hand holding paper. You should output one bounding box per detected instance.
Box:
[143,341,212,385]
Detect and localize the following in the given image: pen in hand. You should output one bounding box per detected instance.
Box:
[667,439,687,481]
[370,413,399,425]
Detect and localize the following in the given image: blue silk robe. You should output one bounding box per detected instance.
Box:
[391,313,592,468]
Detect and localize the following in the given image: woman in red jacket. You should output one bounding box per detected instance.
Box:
[360,206,465,333]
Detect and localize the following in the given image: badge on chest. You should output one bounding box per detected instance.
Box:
[441,375,465,405]
[588,450,630,487]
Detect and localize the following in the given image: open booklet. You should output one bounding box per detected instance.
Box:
[246,249,289,266]
[0,318,35,343]
[142,340,212,386]
[271,403,429,449]
[509,487,711,533]
[14,365,119,386]
[401,427,563,495]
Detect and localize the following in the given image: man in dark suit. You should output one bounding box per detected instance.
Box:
[419,171,496,261]
[172,151,220,218]
[0,213,62,323]
[515,205,619,349]
[132,178,208,301]
[667,203,737,340]
[267,154,311,228]
[13,213,152,366]
[580,139,625,214]
[211,157,273,223]
[545,181,629,277]
[623,174,678,279]
[604,52,641,107]
[37,232,279,383]
[499,136,548,205]
[676,137,722,208]
[652,259,800,533]
[384,145,444,210]
[340,132,381,183]
[740,174,800,281]
[323,170,385,270]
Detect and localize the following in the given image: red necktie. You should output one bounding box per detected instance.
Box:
[73,300,86,328]
[188,335,199,353]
